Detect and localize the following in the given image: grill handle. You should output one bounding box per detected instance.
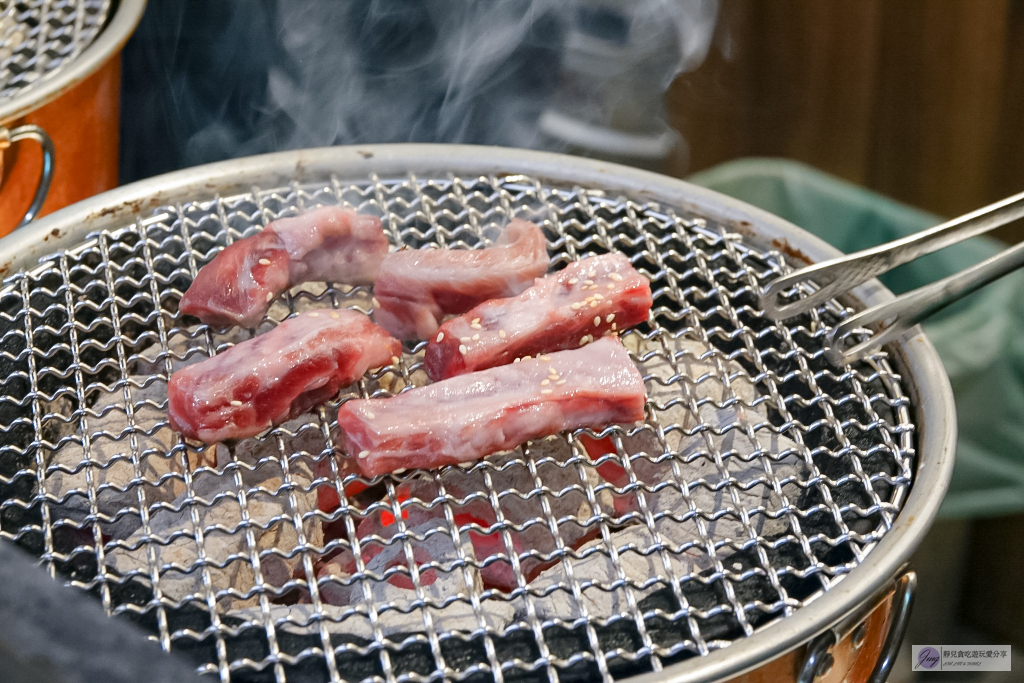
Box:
[0,124,55,228]
[797,570,917,683]
[797,630,836,683]
[868,570,917,683]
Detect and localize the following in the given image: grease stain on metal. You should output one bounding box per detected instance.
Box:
[771,237,813,265]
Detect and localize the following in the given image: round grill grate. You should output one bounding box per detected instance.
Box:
[0,171,914,682]
[0,0,111,103]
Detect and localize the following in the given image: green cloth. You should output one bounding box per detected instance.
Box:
[689,158,1024,519]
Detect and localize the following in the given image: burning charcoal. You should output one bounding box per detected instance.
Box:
[526,467,805,627]
[319,517,475,606]
[314,516,515,638]
[626,423,807,548]
[591,334,807,534]
[437,438,614,587]
[628,334,761,445]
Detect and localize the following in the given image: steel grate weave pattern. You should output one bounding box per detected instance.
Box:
[0,0,110,102]
[0,172,913,683]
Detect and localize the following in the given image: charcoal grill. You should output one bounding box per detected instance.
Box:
[0,0,145,232]
[0,0,111,103]
[0,145,954,683]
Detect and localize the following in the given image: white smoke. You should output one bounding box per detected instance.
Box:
[177,0,719,168]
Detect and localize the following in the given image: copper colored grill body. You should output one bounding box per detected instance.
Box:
[0,0,111,101]
[0,172,914,682]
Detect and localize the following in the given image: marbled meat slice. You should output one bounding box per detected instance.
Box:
[179,206,388,327]
[373,218,549,340]
[424,253,651,380]
[337,337,646,477]
[168,309,400,443]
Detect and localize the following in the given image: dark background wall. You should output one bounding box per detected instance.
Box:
[667,0,1024,239]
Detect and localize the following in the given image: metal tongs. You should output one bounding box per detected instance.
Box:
[760,190,1024,366]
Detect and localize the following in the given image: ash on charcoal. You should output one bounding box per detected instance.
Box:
[41,330,249,539]
[523,333,811,637]
[42,379,194,539]
[105,459,322,610]
[232,595,514,642]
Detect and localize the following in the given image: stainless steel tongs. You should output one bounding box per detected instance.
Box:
[760,190,1024,366]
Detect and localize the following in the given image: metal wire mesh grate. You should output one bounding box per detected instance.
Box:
[0,171,914,683]
[0,0,110,102]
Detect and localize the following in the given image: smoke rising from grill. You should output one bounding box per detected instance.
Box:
[120,0,718,181]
